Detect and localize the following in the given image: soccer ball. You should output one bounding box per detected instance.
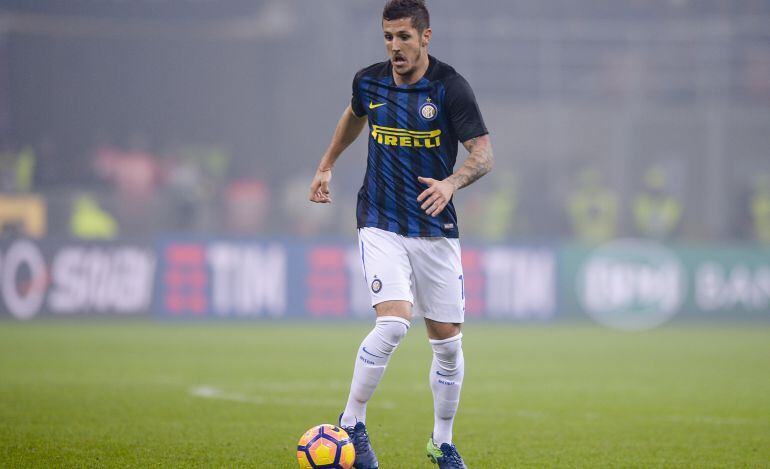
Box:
[296,424,355,469]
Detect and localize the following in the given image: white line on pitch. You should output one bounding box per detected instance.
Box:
[188,385,396,410]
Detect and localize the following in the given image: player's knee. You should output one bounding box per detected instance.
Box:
[374,300,412,321]
[374,316,410,352]
[430,333,463,373]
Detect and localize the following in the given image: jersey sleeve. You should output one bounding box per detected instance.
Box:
[444,74,488,143]
[350,70,366,118]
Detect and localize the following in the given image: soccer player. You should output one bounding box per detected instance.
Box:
[309,1,493,467]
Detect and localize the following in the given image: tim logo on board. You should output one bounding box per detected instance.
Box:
[158,241,287,318]
[577,239,685,331]
[483,247,556,319]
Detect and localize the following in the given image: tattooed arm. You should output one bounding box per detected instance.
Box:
[447,134,494,191]
[417,134,494,217]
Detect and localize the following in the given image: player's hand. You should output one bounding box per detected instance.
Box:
[309,168,332,203]
[417,176,455,217]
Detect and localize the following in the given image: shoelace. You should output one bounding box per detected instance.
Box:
[441,444,464,468]
[347,426,370,454]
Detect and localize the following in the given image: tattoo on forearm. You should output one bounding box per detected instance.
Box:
[447,137,494,190]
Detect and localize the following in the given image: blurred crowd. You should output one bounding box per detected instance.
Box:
[2,135,769,245]
[1,0,769,244]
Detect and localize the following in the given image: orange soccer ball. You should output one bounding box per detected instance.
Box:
[296,424,355,469]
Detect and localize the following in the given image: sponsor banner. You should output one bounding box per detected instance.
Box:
[0,239,156,320]
[154,240,289,319]
[10,236,768,325]
[562,240,770,330]
[154,239,558,321]
[1,237,558,321]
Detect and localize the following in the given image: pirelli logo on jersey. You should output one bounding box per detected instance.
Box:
[371,125,441,148]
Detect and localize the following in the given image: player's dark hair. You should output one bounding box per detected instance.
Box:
[382,0,430,33]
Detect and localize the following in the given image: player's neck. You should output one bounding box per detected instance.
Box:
[393,54,430,86]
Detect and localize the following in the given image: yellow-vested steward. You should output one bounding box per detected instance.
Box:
[371,125,441,148]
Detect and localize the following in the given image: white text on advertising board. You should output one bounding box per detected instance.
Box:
[0,241,155,319]
[578,240,685,330]
[48,246,155,314]
[483,248,556,319]
[696,262,770,312]
[207,243,286,317]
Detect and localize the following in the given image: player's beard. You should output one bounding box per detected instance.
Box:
[393,48,422,78]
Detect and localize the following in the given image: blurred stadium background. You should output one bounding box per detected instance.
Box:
[1,0,769,324]
[0,1,769,467]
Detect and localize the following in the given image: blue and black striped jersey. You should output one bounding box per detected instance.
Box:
[351,55,488,239]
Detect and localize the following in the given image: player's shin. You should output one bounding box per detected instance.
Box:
[341,316,410,427]
[429,333,464,446]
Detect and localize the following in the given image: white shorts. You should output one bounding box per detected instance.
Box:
[357,227,465,323]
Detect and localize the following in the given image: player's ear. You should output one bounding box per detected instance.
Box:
[421,28,432,47]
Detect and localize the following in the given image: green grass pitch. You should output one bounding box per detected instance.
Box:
[1,321,769,468]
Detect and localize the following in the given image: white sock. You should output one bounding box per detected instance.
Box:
[340,316,410,427]
[429,333,464,446]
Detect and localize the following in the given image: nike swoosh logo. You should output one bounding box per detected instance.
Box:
[362,347,384,359]
[369,102,386,109]
[436,370,458,377]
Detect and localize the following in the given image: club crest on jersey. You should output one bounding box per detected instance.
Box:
[419,99,438,121]
[371,278,382,293]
